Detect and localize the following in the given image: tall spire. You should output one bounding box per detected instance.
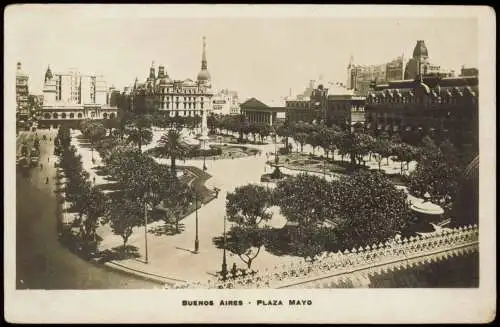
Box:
[197,36,211,82]
[201,36,207,70]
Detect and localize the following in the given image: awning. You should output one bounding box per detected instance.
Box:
[405,126,412,131]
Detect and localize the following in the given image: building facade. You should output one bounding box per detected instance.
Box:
[365,76,478,156]
[16,62,30,121]
[39,66,118,128]
[346,55,405,95]
[404,40,456,80]
[212,89,240,115]
[132,37,213,118]
[285,83,366,130]
[240,97,285,127]
[460,66,479,77]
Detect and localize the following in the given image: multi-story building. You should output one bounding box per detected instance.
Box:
[16,62,30,121]
[39,66,118,128]
[365,74,478,158]
[346,55,405,95]
[240,97,286,127]
[404,40,455,80]
[285,82,366,130]
[325,84,366,130]
[460,66,479,77]
[131,37,213,118]
[212,89,240,115]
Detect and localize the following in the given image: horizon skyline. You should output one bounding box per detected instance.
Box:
[10,8,478,103]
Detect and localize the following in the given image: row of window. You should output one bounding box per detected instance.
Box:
[42,112,116,119]
[160,102,204,110]
[368,94,475,105]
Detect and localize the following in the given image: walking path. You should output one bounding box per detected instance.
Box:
[67,129,421,284]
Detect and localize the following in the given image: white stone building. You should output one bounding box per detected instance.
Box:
[211,89,240,115]
[40,66,118,127]
[133,37,213,118]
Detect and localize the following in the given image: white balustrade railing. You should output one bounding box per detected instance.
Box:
[169,225,479,289]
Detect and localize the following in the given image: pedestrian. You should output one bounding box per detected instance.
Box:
[93,176,96,184]
[47,157,49,163]
[45,177,49,184]
[40,163,43,170]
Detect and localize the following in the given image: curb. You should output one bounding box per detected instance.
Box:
[100,260,188,287]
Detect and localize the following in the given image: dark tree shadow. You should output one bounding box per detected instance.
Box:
[148,222,186,236]
[96,245,140,263]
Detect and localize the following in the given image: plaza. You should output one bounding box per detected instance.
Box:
[63,127,422,285]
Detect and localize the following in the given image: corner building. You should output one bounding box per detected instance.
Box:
[39,66,118,128]
[132,37,213,117]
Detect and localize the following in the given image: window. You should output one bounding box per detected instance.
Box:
[103,113,108,119]
[110,113,115,119]
[184,111,187,116]
[78,113,83,118]
[70,113,75,119]
[53,113,58,119]
[61,113,67,119]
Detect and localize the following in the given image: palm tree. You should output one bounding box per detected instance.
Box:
[158,129,188,174]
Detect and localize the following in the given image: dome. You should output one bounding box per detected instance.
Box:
[44,66,53,82]
[412,40,429,58]
[197,69,211,82]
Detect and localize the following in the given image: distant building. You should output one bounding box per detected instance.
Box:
[326,84,366,130]
[346,55,405,96]
[39,66,118,128]
[366,74,478,156]
[131,37,213,117]
[460,66,479,77]
[212,89,240,115]
[285,82,366,130]
[404,40,455,80]
[16,62,30,121]
[240,97,285,127]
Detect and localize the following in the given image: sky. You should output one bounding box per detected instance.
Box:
[7,5,479,103]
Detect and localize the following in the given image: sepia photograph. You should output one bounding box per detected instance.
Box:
[4,4,496,324]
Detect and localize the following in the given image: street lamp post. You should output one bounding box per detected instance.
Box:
[194,191,199,253]
[202,140,207,171]
[221,214,228,280]
[143,191,151,264]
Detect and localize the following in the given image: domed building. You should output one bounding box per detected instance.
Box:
[131,36,213,118]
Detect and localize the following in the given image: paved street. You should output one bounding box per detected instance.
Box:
[16,129,159,289]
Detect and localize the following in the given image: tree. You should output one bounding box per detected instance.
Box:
[258,123,271,143]
[333,171,411,249]
[103,196,144,250]
[126,115,153,151]
[275,173,340,228]
[275,120,290,150]
[306,131,322,155]
[81,186,107,242]
[372,138,391,171]
[391,142,419,174]
[294,132,308,153]
[81,120,106,160]
[408,140,463,212]
[225,184,273,268]
[157,129,188,174]
[159,179,193,233]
